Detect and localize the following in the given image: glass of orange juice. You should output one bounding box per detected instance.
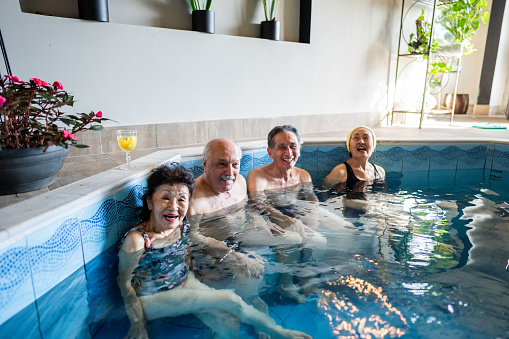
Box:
[116,130,137,170]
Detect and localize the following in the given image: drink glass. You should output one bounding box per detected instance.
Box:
[116,130,137,170]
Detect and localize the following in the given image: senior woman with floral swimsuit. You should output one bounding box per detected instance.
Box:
[117,163,311,339]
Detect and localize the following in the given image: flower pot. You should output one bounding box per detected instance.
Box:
[261,20,280,41]
[0,146,70,195]
[445,94,469,115]
[192,10,215,34]
[78,0,109,22]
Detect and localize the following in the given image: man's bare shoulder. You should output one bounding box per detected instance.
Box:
[246,166,270,192]
[295,167,312,183]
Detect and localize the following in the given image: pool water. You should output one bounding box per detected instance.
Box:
[3,170,508,338]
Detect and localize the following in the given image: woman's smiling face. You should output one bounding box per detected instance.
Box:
[147,183,190,232]
[349,128,374,159]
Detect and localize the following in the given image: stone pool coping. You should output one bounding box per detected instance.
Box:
[1,136,509,250]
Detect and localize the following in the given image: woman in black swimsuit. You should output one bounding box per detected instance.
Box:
[323,126,385,211]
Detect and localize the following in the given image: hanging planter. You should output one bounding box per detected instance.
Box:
[78,0,109,22]
[261,20,280,41]
[192,10,215,34]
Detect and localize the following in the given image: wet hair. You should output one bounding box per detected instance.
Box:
[267,125,301,149]
[202,138,242,161]
[139,162,195,222]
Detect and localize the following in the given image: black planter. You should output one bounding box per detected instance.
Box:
[0,146,70,195]
[261,20,280,41]
[192,10,215,34]
[78,0,109,22]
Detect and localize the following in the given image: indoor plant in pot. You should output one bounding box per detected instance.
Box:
[436,0,490,114]
[0,75,110,195]
[408,9,434,54]
[186,0,214,34]
[261,0,280,41]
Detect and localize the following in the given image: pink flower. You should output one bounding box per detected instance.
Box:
[31,78,48,86]
[0,95,5,107]
[5,75,22,83]
[61,129,78,140]
[95,111,103,118]
[52,81,63,90]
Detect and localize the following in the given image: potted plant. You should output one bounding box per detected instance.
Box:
[408,9,435,54]
[0,75,111,194]
[186,0,214,34]
[437,0,490,55]
[261,0,280,41]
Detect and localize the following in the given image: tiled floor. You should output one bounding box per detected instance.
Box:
[1,114,508,208]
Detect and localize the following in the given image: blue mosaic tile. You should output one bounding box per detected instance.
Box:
[485,144,495,172]
[181,160,193,170]
[457,144,488,170]
[374,145,404,173]
[37,266,89,339]
[85,246,122,337]
[313,171,331,185]
[318,146,349,173]
[300,146,318,172]
[0,301,40,338]
[491,144,509,172]
[400,170,429,189]
[192,159,204,178]
[240,153,253,179]
[269,297,333,339]
[455,168,485,187]
[27,213,84,298]
[486,169,509,191]
[254,151,272,169]
[403,145,431,172]
[428,169,456,189]
[0,238,35,325]
[79,196,118,264]
[115,183,144,238]
[430,145,459,171]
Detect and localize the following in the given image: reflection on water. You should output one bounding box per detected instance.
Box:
[319,273,408,338]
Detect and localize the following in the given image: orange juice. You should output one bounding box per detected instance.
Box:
[117,136,137,152]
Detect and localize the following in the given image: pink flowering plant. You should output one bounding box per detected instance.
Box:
[0,75,111,151]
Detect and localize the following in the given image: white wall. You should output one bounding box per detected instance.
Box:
[490,0,509,115]
[2,0,394,127]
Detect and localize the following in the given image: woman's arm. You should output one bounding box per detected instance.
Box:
[117,232,149,339]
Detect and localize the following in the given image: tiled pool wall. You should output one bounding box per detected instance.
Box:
[1,142,509,337]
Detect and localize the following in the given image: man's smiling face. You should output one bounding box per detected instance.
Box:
[268,131,300,170]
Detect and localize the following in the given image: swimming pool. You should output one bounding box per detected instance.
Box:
[1,141,508,338]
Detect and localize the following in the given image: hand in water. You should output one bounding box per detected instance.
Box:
[126,321,148,339]
[268,222,286,235]
[230,251,264,278]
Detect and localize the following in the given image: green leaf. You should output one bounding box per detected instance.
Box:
[74,144,90,148]
[60,118,77,126]
[89,125,104,131]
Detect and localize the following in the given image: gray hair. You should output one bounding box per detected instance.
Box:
[267,125,301,149]
[203,138,242,161]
